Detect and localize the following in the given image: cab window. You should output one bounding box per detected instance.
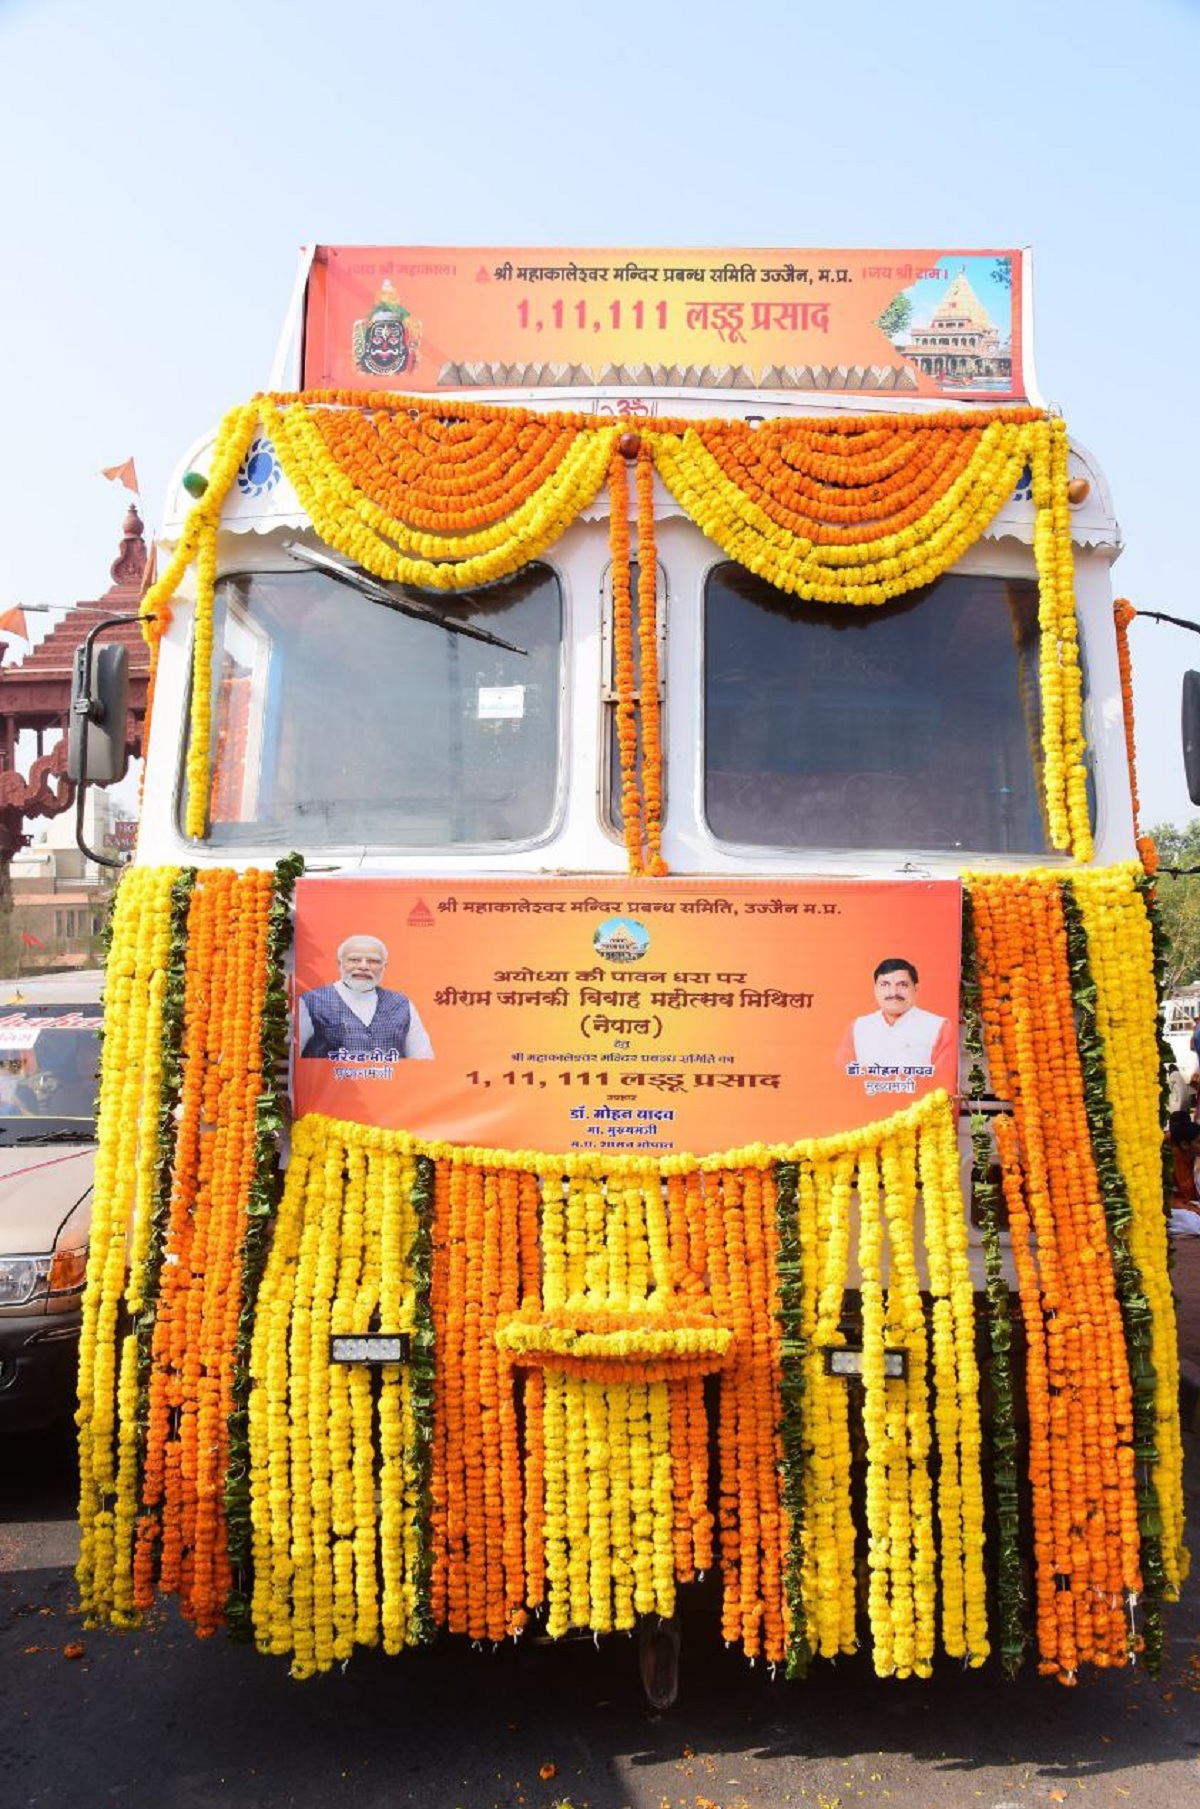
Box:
[191,562,563,849]
[704,563,1059,856]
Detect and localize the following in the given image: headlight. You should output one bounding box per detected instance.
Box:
[0,1255,52,1308]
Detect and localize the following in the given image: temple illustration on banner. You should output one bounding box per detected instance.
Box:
[884,267,1013,395]
[594,918,650,963]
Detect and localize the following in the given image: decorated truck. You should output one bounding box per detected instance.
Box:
[71,247,1184,1693]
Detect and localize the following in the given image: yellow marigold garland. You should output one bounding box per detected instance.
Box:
[77,864,180,1626]
[136,403,258,842]
[798,1152,856,1660]
[1071,868,1186,1593]
[501,1156,728,1639]
[608,445,642,870]
[1030,418,1091,860]
[247,1117,431,1674]
[650,416,1026,601]
[856,1142,894,1672]
[878,1119,936,1676]
[636,442,667,875]
[919,1097,990,1665]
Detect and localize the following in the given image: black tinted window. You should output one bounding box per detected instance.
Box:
[704,564,1055,855]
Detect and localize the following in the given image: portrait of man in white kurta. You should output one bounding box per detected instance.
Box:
[836,957,953,1079]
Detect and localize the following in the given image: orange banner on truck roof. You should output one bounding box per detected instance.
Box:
[301,246,1031,405]
[292,876,962,1158]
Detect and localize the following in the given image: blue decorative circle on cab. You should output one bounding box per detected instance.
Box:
[237,437,282,497]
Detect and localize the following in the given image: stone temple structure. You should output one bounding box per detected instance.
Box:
[902,270,1012,388]
[0,506,152,908]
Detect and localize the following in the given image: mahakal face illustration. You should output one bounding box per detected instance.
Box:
[352,279,421,376]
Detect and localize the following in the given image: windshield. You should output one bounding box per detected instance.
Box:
[704,564,1067,856]
[194,563,563,850]
[0,1013,100,1142]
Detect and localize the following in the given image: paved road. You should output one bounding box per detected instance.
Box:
[3,1424,1200,1809]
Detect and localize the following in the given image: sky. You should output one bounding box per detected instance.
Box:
[2,0,1200,827]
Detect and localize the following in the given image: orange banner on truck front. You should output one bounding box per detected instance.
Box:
[292,877,962,1157]
[301,246,1029,404]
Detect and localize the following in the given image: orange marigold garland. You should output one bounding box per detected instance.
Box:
[135,868,275,1634]
[306,404,586,533]
[430,1155,527,1639]
[967,871,1145,1679]
[1113,600,1157,875]
[697,412,994,544]
[428,1156,454,1626]
[635,442,667,876]
[608,442,642,869]
[991,1112,1057,1661]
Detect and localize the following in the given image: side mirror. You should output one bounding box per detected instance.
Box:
[1183,672,1200,806]
[69,642,129,786]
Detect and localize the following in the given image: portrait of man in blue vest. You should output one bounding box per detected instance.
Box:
[297,933,435,1061]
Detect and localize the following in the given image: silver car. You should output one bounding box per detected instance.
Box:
[0,971,102,1433]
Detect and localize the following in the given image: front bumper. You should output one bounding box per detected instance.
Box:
[0,1307,82,1434]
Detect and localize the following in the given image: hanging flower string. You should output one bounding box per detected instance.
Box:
[960,905,1026,1675]
[607,444,642,870]
[136,403,259,841]
[132,866,274,1635]
[1031,418,1091,859]
[604,435,668,876]
[635,443,667,876]
[1061,881,1168,1672]
[1113,600,1157,875]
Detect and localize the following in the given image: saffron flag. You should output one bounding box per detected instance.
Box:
[0,607,29,640]
[101,458,139,495]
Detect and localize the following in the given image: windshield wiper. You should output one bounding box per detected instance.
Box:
[283,542,527,655]
[19,1127,96,1145]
